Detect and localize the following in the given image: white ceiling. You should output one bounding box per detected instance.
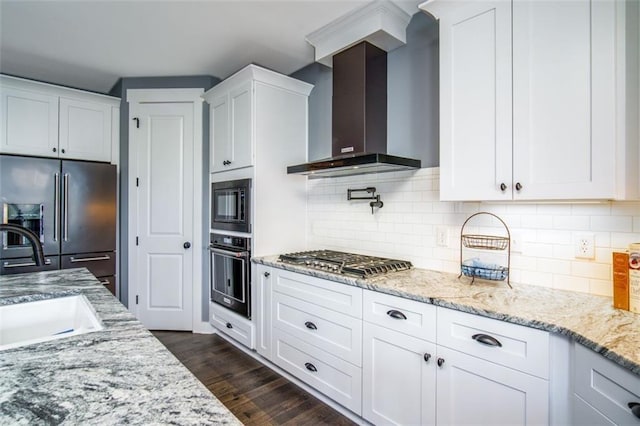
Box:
[0,0,422,94]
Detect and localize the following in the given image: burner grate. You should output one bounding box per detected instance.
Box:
[278,250,412,278]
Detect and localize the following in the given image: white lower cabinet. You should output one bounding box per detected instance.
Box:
[436,345,549,425]
[362,290,550,426]
[362,322,437,425]
[573,342,640,425]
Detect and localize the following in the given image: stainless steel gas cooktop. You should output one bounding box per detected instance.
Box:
[278,250,412,278]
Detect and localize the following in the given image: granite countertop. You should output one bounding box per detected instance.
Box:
[253,255,640,376]
[0,268,241,425]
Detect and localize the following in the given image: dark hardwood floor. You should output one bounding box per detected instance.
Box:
[152,331,357,426]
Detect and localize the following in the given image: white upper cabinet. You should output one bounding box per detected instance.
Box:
[0,75,120,163]
[421,0,639,201]
[207,80,252,173]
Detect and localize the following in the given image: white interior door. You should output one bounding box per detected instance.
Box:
[131,101,194,330]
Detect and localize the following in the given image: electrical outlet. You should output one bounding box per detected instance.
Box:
[436,226,449,247]
[575,233,595,259]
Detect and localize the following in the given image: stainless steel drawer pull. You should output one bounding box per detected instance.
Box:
[472,333,502,347]
[629,402,640,419]
[386,309,407,320]
[70,255,111,263]
[305,362,317,373]
[304,321,317,330]
[100,280,110,285]
[4,259,52,268]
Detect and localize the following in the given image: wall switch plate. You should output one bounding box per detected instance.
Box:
[436,226,449,247]
[510,231,523,253]
[575,233,595,259]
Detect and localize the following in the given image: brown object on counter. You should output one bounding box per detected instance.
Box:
[612,251,630,311]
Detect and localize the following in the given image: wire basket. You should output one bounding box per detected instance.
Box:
[459,212,511,288]
[461,259,509,281]
[461,234,509,251]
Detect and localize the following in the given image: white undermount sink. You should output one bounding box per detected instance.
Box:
[0,294,104,351]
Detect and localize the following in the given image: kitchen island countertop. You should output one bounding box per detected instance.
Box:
[0,268,241,425]
[253,255,640,376]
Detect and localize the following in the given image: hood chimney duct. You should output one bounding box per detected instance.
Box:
[332,42,387,157]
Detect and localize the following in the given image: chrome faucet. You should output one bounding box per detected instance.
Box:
[0,223,46,266]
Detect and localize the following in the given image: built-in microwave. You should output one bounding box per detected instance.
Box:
[211,178,251,233]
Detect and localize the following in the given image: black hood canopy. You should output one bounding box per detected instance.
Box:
[288,41,421,178]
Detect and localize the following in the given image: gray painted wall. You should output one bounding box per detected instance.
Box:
[109,75,220,322]
[291,12,439,166]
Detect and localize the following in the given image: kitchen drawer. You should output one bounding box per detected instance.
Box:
[573,342,640,425]
[573,394,615,426]
[363,290,436,342]
[1,255,59,275]
[273,269,362,318]
[61,251,115,277]
[437,307,549,379]
[272,291,362,366]
[210,302,254,349]
[272,328,362,415]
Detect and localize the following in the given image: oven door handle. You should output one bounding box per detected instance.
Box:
[209,246,250,258]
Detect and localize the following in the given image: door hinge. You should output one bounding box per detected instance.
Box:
[136,236,139,246]
[136,295,139,304]
[136,177,139,187]
[132,117,140,128]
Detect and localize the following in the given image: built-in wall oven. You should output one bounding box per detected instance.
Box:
[211,178,251,233]
[209,233,251,318]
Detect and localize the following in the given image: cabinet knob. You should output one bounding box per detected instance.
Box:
[222,160,231,166]
[386,309,407,320]
[305,321,317,330]
[226,322,233,329]
[304,362,317,373]
[437,358,445,367]
[629,402,640,419]
[515,182,523,191]
[183,241,191,249]
[263,272,270,278]
[61,149,65,154]
[52,147,57,153]
[423,353,431,363]
[500,183,507,191]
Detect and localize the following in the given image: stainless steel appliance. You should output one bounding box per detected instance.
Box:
[0,155,117,294]
[209,233,251,318]
[278,250,412,278]
[211,178,251,233]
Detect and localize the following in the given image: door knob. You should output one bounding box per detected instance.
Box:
[183,242,191,249]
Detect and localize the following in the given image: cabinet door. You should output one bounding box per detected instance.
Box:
[209,93,230,173]
[59,97,112,162]
[437,0,512,201]
[254,264,272,359]
[512,0,616,199]
[229,81,253,170]
[0,87,59,157]
[436,346,549,425]
[362,323,436,426]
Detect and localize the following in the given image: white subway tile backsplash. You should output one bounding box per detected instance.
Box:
[306,168,637,299]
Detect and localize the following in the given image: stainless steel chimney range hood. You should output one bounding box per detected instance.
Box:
[288,41,421,179]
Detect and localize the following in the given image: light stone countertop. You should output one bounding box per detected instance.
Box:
[253,255,640,376]
[0,268,241,425]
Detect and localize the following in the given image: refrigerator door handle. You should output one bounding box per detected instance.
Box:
[54,173,60,242]
[63,173,69,242]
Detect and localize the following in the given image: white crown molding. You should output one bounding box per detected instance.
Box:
[306,0,412,67]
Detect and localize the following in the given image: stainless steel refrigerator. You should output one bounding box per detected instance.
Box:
[0,155,117,294]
